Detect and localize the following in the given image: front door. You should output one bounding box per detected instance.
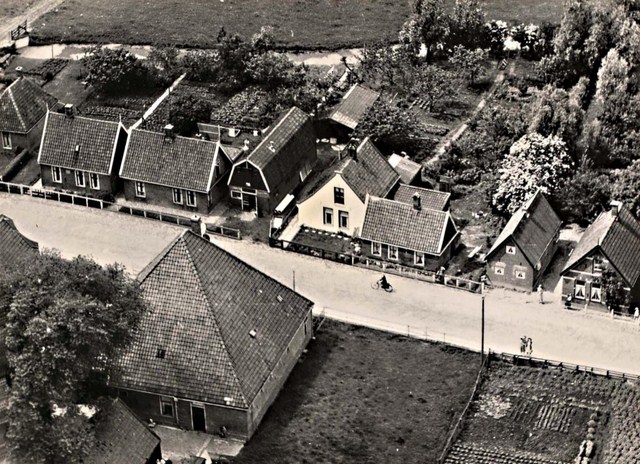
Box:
[242,192,257,211]
[192,405,206,432]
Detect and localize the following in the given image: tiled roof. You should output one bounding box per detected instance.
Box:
[37,112,123,175]
[388,154,422,184]
[392,185,450,211]
[85,398,160,464]
[360,196,458,255]
[115,231,313,407]
[120,129,228,192]
[487,190,562,269]
[563,204,640,288]
[0,78,57,134]
[0,215,38,269]
[329,84,379,130]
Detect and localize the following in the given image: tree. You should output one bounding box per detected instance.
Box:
[1,252,146,464]
[400,0,450,61]
[601,268,631,312]
[611,160,640,219]
[411,65,459,112]
[168,94,212,136]
[148,46,181,83]
[180,49,221,82]
[82,46,143,93]
[492,133,573,214]
[448,45,487,85]
[251,25,276,53]
[359,42,414,92]
[449,0,487,49]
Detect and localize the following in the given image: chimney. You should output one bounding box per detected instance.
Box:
[15,66,23,78]
[228,127,238,138]
[348,138,360,161]
[163,124,175,142]
[74,144,80,156]
[413,193,421,210]
[190,215,202,235]
[64,103,74,118]
[610,200,622,217]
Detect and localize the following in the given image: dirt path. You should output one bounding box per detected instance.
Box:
[0,0,66,48]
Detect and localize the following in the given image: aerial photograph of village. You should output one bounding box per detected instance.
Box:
[0,0,639,462]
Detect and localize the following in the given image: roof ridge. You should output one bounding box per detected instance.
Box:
[132,127,220,146]
[49,110,121,126]
[247,106,297,161]
[369,194,447,214]
[8,86,26,131]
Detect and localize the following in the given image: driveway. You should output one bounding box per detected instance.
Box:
[1,193,639,375]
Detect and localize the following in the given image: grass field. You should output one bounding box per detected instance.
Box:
[29,0,565,50]
[235,320,479,464]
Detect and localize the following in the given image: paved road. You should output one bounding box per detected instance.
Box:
[1,194,639,374]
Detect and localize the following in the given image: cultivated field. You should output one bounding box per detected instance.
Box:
[29,0,565,50]
[235,320,480,464]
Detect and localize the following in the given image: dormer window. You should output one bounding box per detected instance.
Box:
[249,329,257,338]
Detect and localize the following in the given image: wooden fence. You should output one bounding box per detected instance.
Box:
[0,181,241,240]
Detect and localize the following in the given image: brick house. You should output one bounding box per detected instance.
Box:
[113,231,313,440]
[0,77,57,154]
[561,202,640,310]
[485,190,561,291]
[37,110,128,196]
[85,398,162,464]
[297,137,399,236]
[358,193,459,271]
[320,84,379,142]
[119,127,237,214]
[228,107,317,215]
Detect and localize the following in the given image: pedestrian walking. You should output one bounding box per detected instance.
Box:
[537,285,544,304]
[527,337,533,356]
[520,336,527,354]
[634,307,639,321]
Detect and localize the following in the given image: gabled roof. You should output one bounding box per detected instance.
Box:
[0,215,38,269]
[391,185,450,211]
[486,190,562,270]
[562,204,640,288]
[360,195,458,255]
[0,78,57,134]
[329,84,379,130]
[37,112,123,175]
[120,129,231,192]
[388,154,422,184]
[115,231,313,408]
[85,398,160,464]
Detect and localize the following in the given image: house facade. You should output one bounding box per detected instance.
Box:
[228,107,317,215]
[297,138,399,236]
[561,202,640,310]
[0,77,57,154]
[119,127,234,214]
[114,231,313,441]
[358,194,459,271]
[485,191,561,291]
[37,110,127,196]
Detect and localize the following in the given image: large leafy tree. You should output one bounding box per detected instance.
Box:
[355,99,422,155]
[168,94,213,136]
[611,160,640,219]
[449,0,487,49]
[492,133,573,214]
[82,47,144,93]
[448,45,487,85]
[411,65,459,113]
[400,0,450,61]
[1,252,147,464]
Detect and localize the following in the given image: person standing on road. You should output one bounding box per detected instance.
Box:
[527,337,533,356]
[634,307,639,321]
[537,285,544,304]
[520,336,527,354]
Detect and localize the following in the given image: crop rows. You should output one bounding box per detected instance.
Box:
[534,404,575,433]
[445,443,571,464]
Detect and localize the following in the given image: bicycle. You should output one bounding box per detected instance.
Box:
[371,280,393,292]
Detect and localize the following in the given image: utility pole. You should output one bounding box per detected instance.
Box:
[481,294,485,364]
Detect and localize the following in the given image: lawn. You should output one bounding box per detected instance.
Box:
[235,320,480,464]
[29,0,565,50]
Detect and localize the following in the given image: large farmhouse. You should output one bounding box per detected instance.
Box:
[113,231,313,440]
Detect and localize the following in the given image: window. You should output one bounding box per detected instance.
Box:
[173,188,183,205]
[323,207,333,225]
[51,166,62,183]
[575,280,586,300]
[506,245,516,255]
[414,251,425,266]
[186,190,197,207]
[75,170,85,187]
[89,173,100,190]
[231,190,242,199]
[590,284,602,302]
[1,132,11,149]
[371,242,381,256]
[334,187,345,205]
[494,263,505,275]
[135,181,146,198]
[388,245,398,260]
[514,267,527,279]
[338,210,349,229]
[160,397,174,417]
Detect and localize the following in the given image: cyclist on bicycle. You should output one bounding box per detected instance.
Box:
[379,275,390,290]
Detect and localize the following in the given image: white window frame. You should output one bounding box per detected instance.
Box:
[371,242,381,256]
[590,284,602,302]
[173,188,183,205]
[160,396,174,417]
[75,170,85,187]
[323,207,333,225]
[1,132,11,149]
[51,166,62,183]
[506,245,516,255]
[89,172,100,190]
[186,190,197,207]
[338,210,349,229]
[414,251,425,266]
[514,267,527,280]
[575,280,586,300]
[231,190,242,199]
[135,181,146,198]
[388,245,399,261]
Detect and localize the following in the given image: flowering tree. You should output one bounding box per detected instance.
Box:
[492,133,573,214]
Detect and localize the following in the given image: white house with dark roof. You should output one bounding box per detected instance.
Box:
[37,110,127,195]
[227,106,317,215]
[113,230,313,440]
[297,137,399,236]
[119,126,235,214]
[0,77,58,154]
